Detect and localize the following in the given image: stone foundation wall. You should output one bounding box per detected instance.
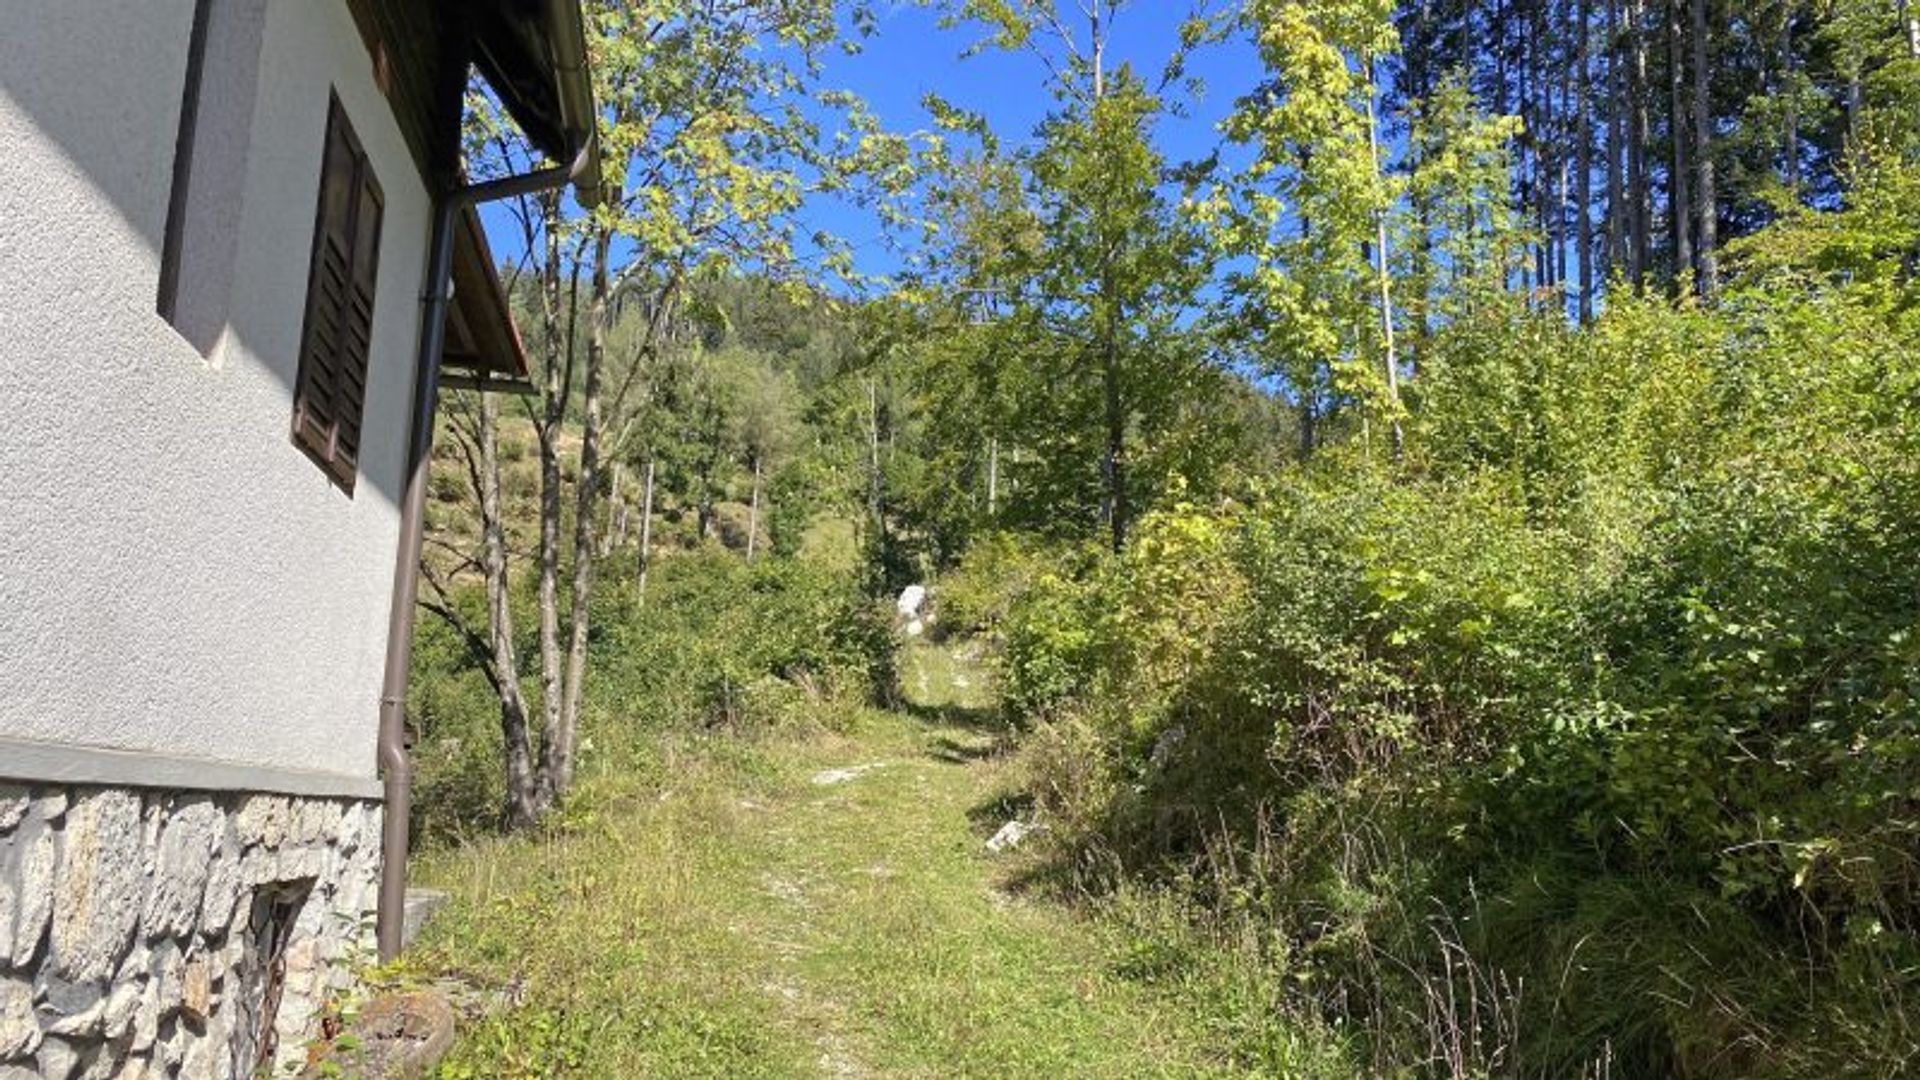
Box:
[0,784,380,1079]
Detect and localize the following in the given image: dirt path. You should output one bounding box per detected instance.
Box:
[735,713,1242,1078]
[415,649,1256,1078]
[416,664,1259,1076]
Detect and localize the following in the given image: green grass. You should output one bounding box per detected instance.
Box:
[797,514,859,574]
[897,635,996,715]
[409,643,1299,1078]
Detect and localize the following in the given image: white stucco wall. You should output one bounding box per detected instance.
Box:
[0,0,432,788]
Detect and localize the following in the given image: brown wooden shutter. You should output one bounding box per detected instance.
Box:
[291,95,383,494]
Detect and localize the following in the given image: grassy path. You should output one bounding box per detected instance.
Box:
[409,646,1260,1078]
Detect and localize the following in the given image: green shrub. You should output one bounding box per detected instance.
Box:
[408,548,893,843]
[591,550,895,729]
[1001,568,1103,722]
[933,531,1056,637]
[1005,178,1920,1078]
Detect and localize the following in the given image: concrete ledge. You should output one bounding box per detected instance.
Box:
[0,735,383,800]
[403,887,450,949]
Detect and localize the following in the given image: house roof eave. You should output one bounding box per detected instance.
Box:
[441,201,534,391]
[472,0,603,205]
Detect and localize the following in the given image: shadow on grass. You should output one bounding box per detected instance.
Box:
[899,697,1005,731]
[967,788,1036,835]
[928,734,1004,766]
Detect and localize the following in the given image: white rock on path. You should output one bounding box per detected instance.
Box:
[897,584,927,619]
[986,820,1041,854]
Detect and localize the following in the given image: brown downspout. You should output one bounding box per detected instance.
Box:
[375,160,583,962]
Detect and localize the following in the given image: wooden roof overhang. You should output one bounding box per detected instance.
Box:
[345,0,600,394]
[442,204,533,393]
[346,0,600,189]
[470,1,601,194]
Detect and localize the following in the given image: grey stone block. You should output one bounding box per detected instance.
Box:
[0,976,38,1060]
[49,790,144,984]
[36,1034,82,1080]
[144,799,222,941]
[35,971,103,1030]
[0,784,378,1078]
[234,795,291,850]
[0,788,28,836]
[402,889,450,949]
[0,802,57,967]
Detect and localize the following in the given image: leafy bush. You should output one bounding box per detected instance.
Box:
[932,531,1062,638]
[590,550,895,732]
[1006,170,1920,1078]
[1001,569,1103,722]
[409,549,893,843]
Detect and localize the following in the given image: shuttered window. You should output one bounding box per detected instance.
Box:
[292,95,383,494]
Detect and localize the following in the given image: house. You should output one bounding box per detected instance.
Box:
[0,2,599,1075]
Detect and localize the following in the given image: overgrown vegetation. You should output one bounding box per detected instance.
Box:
[408,0,1920,1073]
[997,167,1920,1077]
[411,544,892,845]
[412,638,1319,1079]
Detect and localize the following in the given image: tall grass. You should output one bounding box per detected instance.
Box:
[407,549,893,845]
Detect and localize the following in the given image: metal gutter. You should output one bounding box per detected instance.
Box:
[545,0,604,204]
[375,164,571,962]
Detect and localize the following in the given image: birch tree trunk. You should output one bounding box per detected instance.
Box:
[697,470,715,541]
[746,455,762,561]
[1365,60,1403,459]
[534,191,568,815]
[541,222,612,804]
[479,391,540,829]
[1100,291,1126,552]
[985,436,998,519]
[1846,68,1863,145]
[1087,10,1130,554]
[637,456,655,606]
[602,464,623,558]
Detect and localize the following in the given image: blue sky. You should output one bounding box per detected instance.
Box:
[794,2,1263,283]
[477,4,1264,291]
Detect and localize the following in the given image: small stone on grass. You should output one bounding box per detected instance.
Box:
[986,820,1042,854]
